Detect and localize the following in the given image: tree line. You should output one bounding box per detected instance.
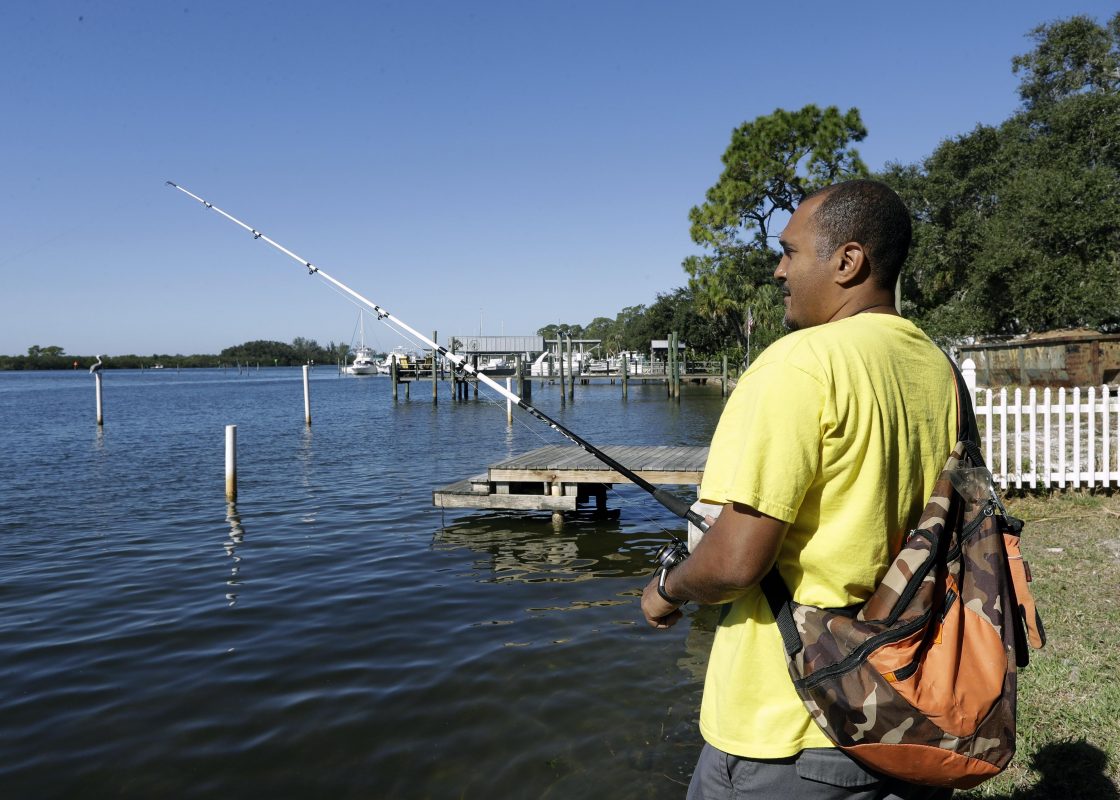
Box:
[542,12,1120,363]
[1,338,359,371]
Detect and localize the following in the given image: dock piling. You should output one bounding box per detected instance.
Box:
[225,424,237,501]
[302,365,312,425]
[515,353,531,401]
[557,340,566,403]
[432,331,439,403]
[566,336,574,401]
[95,372,104,426]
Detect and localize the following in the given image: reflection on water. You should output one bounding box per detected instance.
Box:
[434,511,675,586]
[224,502,244,607]
[680,605,719,684]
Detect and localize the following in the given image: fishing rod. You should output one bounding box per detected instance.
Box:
[166,181,708,558]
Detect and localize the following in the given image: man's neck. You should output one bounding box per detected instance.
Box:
[829,293,899,323]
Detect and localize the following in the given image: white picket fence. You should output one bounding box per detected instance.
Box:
[962,360,1120,490]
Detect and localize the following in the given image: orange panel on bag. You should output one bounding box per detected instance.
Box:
[843,743,1001,790]
[890,600,1006,737]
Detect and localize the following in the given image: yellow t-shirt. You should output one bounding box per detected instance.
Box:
[697,314,957,758]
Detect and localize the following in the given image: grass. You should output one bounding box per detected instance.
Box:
[956,492,1120,799]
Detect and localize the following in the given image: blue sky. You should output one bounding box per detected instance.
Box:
[1,1,1113,357]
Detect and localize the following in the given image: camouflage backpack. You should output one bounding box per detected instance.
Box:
[760,362,1046,789]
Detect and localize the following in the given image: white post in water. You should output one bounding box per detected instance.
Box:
[95,372,104,426]
[302,364,311,426]
[506,377,513,425]
[225,424,237,502]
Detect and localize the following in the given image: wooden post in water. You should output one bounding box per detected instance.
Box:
[664,334,671,398]
[551,481,564,529]
[472,354,479,399]
[515,353,531,401]
[506,377,513,425]
[674,331,680,398]
[566,336,575,401]
[225,424,237,502]
[722,353,729,398]
[449,337,458,401]
[621,354,628,400]
[674,331,681,400]
[557,339,565,403]
[666,332,674,398]
[432,331,438,403]
[391,359,398,401]
[302,365,312,425]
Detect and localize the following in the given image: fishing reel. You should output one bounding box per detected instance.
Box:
[651,537,690,607]
[652,537,690,571]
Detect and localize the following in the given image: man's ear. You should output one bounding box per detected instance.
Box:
[834,242,869,286]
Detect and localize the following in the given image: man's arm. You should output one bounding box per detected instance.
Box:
[641,502,787,628]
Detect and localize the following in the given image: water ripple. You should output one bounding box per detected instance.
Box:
[0,371,724,797]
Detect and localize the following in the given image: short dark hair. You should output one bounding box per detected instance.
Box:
[808,179,912,289]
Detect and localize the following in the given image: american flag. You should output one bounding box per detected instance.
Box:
[746,306,755,334]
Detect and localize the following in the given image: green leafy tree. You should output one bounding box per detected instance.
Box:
[221,340,300,364]
[536,323,585,342]
[582,316,620,352]
[1012,13,1120,109]
[290,336,320,363]
[883,12,1120,338]
[684,105,869,360]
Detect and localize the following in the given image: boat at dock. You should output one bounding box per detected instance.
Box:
[347,347,379,375]
[478,356,515,376]
[378,346,421,377]
[346,313,380,375]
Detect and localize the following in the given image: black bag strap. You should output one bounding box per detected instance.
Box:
[947,354,983,465]
[760,351,980,658]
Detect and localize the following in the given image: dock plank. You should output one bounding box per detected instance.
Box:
[485,445,708,487]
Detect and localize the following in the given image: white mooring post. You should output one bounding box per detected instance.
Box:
[95,372,104,426]
[225,424,237,502]
[302,364,311,426]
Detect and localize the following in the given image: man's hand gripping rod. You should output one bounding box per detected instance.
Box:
[166,181,710,555]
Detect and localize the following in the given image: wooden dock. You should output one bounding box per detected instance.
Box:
[432,444,708,520]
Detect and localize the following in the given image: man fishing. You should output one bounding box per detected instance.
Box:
[642,180,955,800]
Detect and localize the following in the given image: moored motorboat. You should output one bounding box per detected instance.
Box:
[346,312,380,375]
[378,346,420,377]
[347,346,379,375]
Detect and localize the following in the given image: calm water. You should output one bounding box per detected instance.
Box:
[0,369,728,799]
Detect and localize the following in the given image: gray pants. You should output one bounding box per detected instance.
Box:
[687,743,954,800]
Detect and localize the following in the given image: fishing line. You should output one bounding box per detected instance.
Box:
[166,181,708,546]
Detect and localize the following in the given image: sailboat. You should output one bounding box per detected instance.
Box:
[346,313,379,376]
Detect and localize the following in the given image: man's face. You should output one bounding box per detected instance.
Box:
[774,195,831,331]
